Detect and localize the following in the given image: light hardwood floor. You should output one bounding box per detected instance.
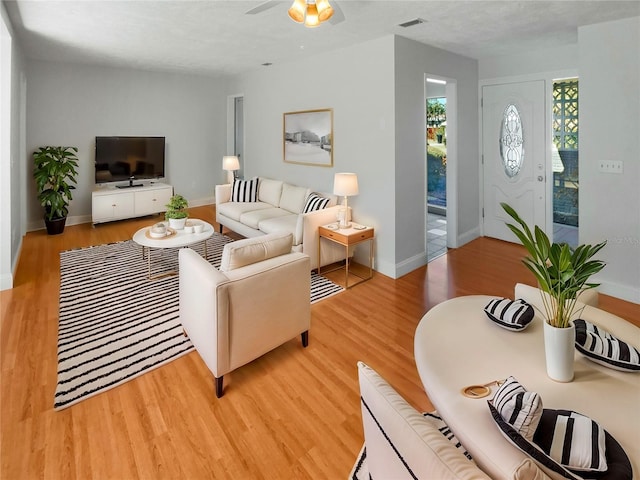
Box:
[2,205,638,479]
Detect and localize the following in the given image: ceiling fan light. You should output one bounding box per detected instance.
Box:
[287,0,306,23]
[316,0,334,22]
[304,3,320,27]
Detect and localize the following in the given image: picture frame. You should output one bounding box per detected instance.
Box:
[283,108,333,167]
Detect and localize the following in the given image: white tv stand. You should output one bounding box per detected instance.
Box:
[92,182,173,225]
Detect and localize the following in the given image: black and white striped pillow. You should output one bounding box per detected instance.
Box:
[489,382,632,479]
[492,376,542,441]
[574,319,640,372]
[533,409,607,473]
[231,178,258,202]
[484,298,535,331]
[302,193,330,213]
[422,412,474,461]
[489,402,578,480]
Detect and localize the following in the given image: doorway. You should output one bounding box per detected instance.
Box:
[426,78,448,261]
[227,94,244,178]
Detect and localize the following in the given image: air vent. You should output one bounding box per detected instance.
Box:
[398,18,426,28]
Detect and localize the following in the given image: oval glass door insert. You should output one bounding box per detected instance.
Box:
[500,104,524,178]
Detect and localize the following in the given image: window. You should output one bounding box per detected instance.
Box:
[552,79,579,231]
[500,104,524,178]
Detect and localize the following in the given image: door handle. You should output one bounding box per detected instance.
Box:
[537,176,544,182]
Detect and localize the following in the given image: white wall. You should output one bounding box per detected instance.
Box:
[477,18,639,303]
[479,44,578,79]
[394,36,479,275]
[579,17,640,303]
[1,4,26,291]
[229,35,479,278]
[26,61,228,230]
[229,35,398,277]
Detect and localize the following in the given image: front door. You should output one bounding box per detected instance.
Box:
[482,81,546,242]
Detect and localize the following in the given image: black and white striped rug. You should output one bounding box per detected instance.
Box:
[55,234,343,410]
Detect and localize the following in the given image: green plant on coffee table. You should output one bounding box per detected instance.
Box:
[165,194,189,220]
[501,203,606,329]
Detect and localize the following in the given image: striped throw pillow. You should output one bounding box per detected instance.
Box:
[533,410,607,473]
[492,376,542,441]
[574,319,640,372]
[231,178,258,202]
[302,193,330,213]
[489,381,632,479]
[484,298,534,331]
[422,412,474,461]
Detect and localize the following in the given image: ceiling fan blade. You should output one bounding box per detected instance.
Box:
[328,1,345,25]
[245,1,283,15]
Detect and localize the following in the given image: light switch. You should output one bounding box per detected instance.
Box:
[598,160,624,174]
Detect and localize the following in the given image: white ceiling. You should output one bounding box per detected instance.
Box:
[4,0,640,77]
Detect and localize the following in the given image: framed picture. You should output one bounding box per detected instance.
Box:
[283,108,333,167]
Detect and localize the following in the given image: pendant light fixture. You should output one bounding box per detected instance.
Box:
[288,0,334,28]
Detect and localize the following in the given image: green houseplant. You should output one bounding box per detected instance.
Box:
[165,194,189,229]
[501,203,607,382]
[33,146,79,235]
[501,202,607,328]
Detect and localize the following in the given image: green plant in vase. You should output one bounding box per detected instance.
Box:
[33,146,79,235]
[501,203,606,328]
[502,202,607,382]
[165,194,189,229]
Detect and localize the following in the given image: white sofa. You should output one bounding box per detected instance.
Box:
[215,177,346,270]
[179,232,311,398]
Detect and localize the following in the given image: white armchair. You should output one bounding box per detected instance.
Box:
[179,232,311,398]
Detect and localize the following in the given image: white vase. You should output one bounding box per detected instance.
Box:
[543,321,575,382]
[168,218,187,230]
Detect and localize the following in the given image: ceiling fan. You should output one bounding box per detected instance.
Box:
[245,0,346,27]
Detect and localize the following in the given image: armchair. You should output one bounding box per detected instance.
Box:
[179,232,311,397]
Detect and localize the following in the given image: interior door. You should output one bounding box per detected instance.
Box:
[234,96,244,176]
[482,81,546,242]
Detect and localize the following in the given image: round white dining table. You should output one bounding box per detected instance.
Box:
[414,295,639,480]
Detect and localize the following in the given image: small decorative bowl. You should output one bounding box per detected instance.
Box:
[193,223,204,234]
[149,223,167,238]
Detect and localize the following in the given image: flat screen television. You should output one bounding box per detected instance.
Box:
[95,136,165,187]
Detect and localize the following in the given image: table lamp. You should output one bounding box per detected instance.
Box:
[222,156,240,184]
[333,172,359,228]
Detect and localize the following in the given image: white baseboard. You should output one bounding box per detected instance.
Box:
[374,258,395,279]
[27,214,89,232]
[189,197,215,208]
[597,280,640,304]
[0,272,13,291]
[457,226,481,248]
[27,220,43,232]
[394,252,428,279]
[67,214,92,226]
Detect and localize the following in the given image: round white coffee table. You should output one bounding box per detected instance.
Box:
[132,220,214,279]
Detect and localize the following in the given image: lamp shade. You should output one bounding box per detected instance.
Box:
[222,155,240,171]
[304,2,319,27]
[333,173,359,197]
[316,0,334,22]
[287,0,306,23]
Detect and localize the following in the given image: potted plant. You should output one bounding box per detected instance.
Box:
[501,203,606,382]
[33,146,79,235]
[165,194,189,230]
